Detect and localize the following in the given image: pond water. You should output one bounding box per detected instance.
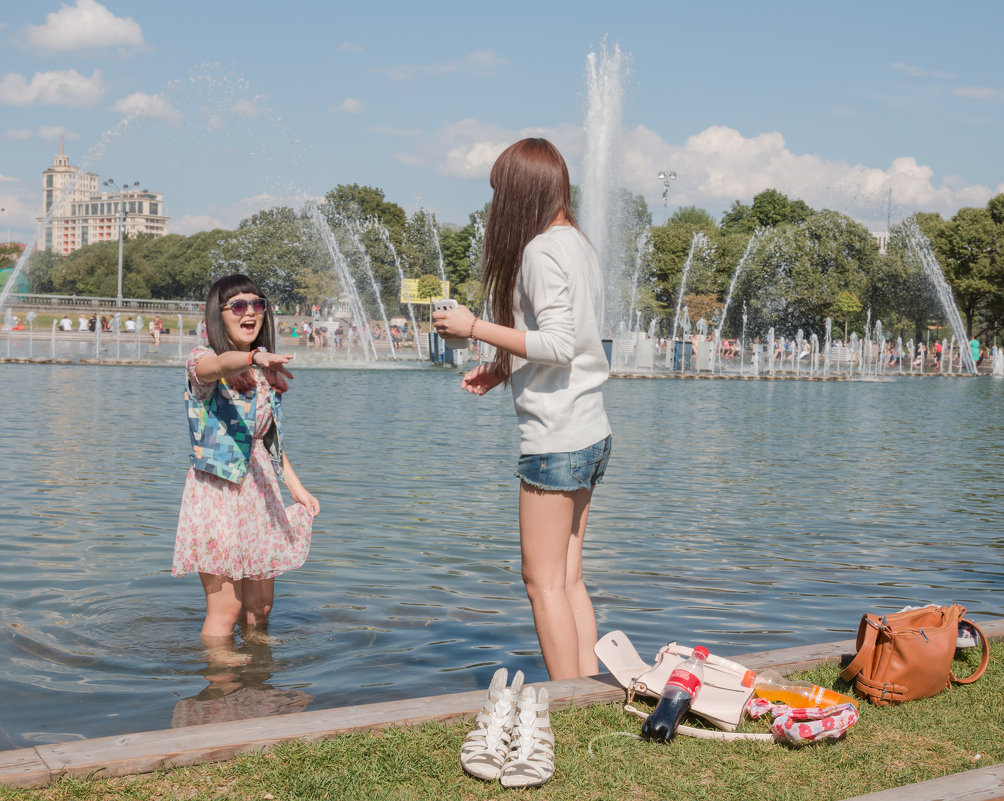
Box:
[1,364,1001,749]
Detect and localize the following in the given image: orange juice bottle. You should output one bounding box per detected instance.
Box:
[753,669,857,709]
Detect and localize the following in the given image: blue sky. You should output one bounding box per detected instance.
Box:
[1,0,1002,244]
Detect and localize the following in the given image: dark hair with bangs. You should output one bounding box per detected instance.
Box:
[204,273,287,394]
[482,138,577,385]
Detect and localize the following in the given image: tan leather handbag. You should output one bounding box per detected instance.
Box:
[840,604,989,706]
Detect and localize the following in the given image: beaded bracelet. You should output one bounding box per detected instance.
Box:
[469,317,479,341]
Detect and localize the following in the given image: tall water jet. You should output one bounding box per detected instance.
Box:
[304,203,377,361]
[580,41,625,331]
[343,218,397,359]
[369,219,422,359]
[902,218,976,374]
[719,227,767,335]
[669,232,709,343]
[426,211,448,284]
[625,229,652,329]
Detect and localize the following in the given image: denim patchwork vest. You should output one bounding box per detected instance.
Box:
[185,375,284,484]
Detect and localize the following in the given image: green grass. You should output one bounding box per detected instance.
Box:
[3,643,1001,801]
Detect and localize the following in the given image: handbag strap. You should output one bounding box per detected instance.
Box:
[950,619,990,685]
[839,615,881,683]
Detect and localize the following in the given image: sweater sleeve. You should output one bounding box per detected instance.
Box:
[521,245,576,365]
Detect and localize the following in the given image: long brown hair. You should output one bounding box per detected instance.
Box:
[482,138,577,384]
[204,274,287,394]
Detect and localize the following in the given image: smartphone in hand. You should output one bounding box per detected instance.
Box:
[432,299,469,350]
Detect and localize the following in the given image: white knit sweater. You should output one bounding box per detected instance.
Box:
[510,225,611,454]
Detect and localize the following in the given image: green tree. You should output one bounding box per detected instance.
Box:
[934,204,1001,338]
[210,207,331,309]
[720,189,812,235]
[416,274,443,301]
[439,224,473,292]
[730,210,875,338]
[402,209,442,280]
[20,249,62,293]
[875,221,943,341]
[670,206,718,229]
[0,243,23,270]
[324,184,406,247]
[831,290,862,340]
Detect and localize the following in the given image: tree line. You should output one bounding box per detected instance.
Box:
[5,184,1002,341]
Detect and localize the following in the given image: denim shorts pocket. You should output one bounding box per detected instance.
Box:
[569,437,611,485]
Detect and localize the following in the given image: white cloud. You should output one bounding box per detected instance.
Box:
[0,68,106,106]
[400,118,993,226]
[334,98,364,114]
[373,49,510,81]
[616,124,994,225]
[340,42,363,53]
[231,98,269,117]
[37,125,81,144]
[0,174,17,182]
[953,86,1004,101]
[891,61,928,78]
[4,129,34,140]
[0,186,44,241]
[110,92,183,124]
[170,193,324,235]
[22,0,145,54]
[170,213,228,236]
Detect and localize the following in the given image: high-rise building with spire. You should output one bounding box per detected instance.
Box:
[38,141,169,255]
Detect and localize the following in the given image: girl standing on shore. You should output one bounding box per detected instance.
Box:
[433,138,612,680]
[173,273,319,643]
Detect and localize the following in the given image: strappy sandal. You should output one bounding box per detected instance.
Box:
[460,667,524,781]
[499,685,554,788]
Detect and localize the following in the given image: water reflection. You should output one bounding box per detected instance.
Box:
[0,364,1001,748]
[172,636,312,728]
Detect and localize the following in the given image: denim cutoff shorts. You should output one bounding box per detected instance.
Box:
[515,435,612,492]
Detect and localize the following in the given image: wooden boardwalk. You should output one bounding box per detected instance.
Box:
[3,619,1002,799]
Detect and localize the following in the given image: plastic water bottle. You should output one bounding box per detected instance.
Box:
[641,645,709,741]
[753,669,857,709]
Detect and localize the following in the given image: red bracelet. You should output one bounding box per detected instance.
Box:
[249,346,266,366]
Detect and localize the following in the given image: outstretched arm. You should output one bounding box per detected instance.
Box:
[195,349,295,383]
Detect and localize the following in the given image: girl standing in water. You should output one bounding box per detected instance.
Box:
[434,138,612,679]
[173,274,319,643]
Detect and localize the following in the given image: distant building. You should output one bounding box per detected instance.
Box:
[38,141,169,255]
[871,231,889,255]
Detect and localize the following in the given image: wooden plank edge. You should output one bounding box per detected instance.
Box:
[0,748,52,789]
[5,618,1002,789]
[837,762,1004,801]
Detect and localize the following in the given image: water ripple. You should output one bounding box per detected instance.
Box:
[0,364,1000,747]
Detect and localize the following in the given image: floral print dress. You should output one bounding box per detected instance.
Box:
[172,347,312,580]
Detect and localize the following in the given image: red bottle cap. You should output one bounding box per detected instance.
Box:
[693,646,709,659]
[742,670,757,687]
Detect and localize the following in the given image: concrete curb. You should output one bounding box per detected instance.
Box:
[2,618,1002,794]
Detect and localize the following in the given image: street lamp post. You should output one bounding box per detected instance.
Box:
[657,170,677,225]
[103,179,139,306]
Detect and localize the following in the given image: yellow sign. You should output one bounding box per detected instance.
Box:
[400,278,450,303]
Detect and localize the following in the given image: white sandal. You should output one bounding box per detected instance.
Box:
[499,685,554,788]
[460,667,524,781]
